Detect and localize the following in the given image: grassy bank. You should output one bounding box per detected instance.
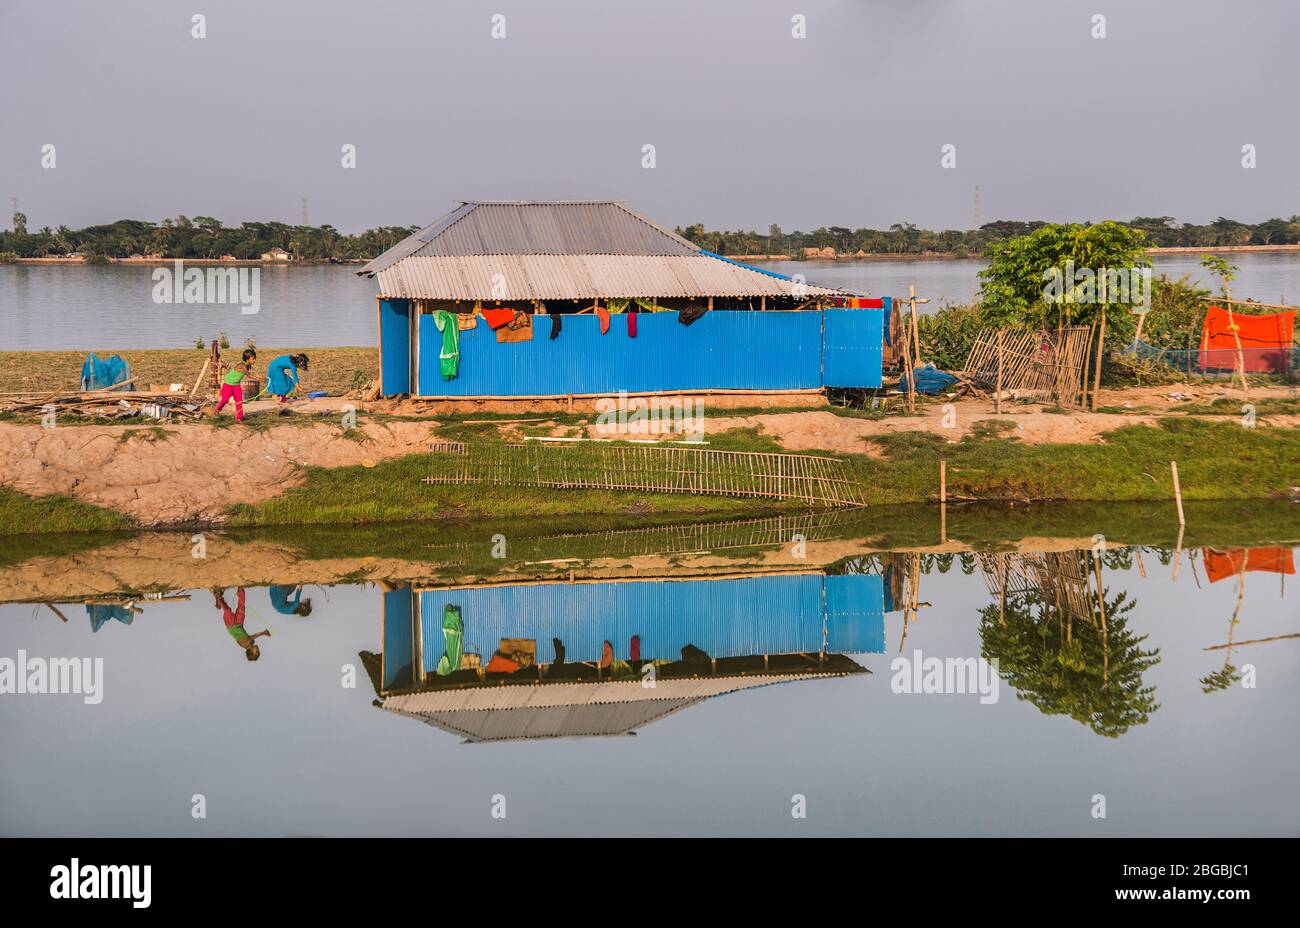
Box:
[0,346,376,396]
[1,419,1295,536]
[221,418,1299,528]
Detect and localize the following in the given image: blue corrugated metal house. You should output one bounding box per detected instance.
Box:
[358,201,888,398]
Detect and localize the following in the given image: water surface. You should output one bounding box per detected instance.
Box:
[3,253,1298,350]
[2,521,1295,837]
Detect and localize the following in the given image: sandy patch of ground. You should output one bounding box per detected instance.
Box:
[0,418,437,525]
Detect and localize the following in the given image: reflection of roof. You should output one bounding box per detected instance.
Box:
[374,667,864,742]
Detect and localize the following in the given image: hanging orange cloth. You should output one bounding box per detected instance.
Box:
[1199,305,1295,373]
[595,306,611,334]
[1202,547,1296,584]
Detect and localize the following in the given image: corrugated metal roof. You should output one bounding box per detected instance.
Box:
[359,200,699,275]
[375,254,842,300]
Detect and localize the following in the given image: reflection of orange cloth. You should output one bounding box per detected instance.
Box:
[1200,306,1295,373]
[1203,547,1295,584]
[481,309,516,330]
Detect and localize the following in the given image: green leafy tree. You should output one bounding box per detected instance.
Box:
[977,221,1151,342]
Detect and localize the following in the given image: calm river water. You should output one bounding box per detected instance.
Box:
[2,514,1296,837]
[2,253,1298,351]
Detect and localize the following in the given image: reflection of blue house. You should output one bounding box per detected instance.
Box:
[380,572,883,693]
[367,571,882,742]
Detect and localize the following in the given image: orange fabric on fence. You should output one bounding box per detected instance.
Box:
[1199,305,1295,373]
[1202,547,1296,584]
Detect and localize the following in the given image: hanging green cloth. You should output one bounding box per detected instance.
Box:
[435,605,463,675]
[432,310,460,380]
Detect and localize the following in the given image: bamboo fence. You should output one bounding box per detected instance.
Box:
[962,326,1093,407]
[425,442,869,508]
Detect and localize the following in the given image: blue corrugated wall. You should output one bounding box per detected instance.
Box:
[382,587,414,690]
[823,308,885,388]
[413,308,884,396]
[416,574,883,670]
[378,298,411,395]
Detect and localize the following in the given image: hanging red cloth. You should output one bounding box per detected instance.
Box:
[481,309,516,330]
[1199,305,1295,373]
[1202,547,1295,584]
[626,311,638,338]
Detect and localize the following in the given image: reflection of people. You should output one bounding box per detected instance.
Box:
[213,587,270,661]
[86,603,138,632]
[269,584,312,616]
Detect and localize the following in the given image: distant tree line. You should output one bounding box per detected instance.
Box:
[3,212,1299,262]
[0,214,417,261]
[674,215,1300,258]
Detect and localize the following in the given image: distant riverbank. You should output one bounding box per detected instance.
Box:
[6,255,366,266]
[732,243,1300,263]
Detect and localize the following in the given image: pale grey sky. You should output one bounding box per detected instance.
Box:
[2,0,1297,233]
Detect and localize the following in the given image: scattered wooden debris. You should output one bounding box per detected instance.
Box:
[2,388,206,421]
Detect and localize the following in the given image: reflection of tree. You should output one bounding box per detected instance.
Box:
[978,553,1161,737]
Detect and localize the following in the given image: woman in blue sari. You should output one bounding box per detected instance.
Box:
[265,353,309,407]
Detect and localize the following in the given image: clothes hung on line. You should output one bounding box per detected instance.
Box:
[595,305,611,334]
[678,304,708,326]
[549,313,562,340]
[495,311,533,343]
[1199,305,1296,373]
[432,310,460,379]
[627,311,638,337]
[481,308,516,331]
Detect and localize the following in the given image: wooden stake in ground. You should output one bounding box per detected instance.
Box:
[907,285,930,368]
[1090,305,1107,412]
[1171,460,1186,526]
[939,459,947,544]
[994,329,1004,414]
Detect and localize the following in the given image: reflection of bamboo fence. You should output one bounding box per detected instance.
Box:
[423,510,864,561]
[963,327,1093,406]
[425,442,868,508]
[979,551,1096,623]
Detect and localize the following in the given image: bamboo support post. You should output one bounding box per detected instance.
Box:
[1090,306,1106,412]
[1171,460,1185,526]
[994,330,1004,413]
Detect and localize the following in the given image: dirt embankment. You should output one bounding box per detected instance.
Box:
[0,418,437,525]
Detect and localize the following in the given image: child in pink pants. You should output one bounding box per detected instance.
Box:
[214,349,256,422]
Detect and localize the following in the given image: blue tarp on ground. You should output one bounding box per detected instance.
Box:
[79,353,131,392]
[902,363,958,395]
